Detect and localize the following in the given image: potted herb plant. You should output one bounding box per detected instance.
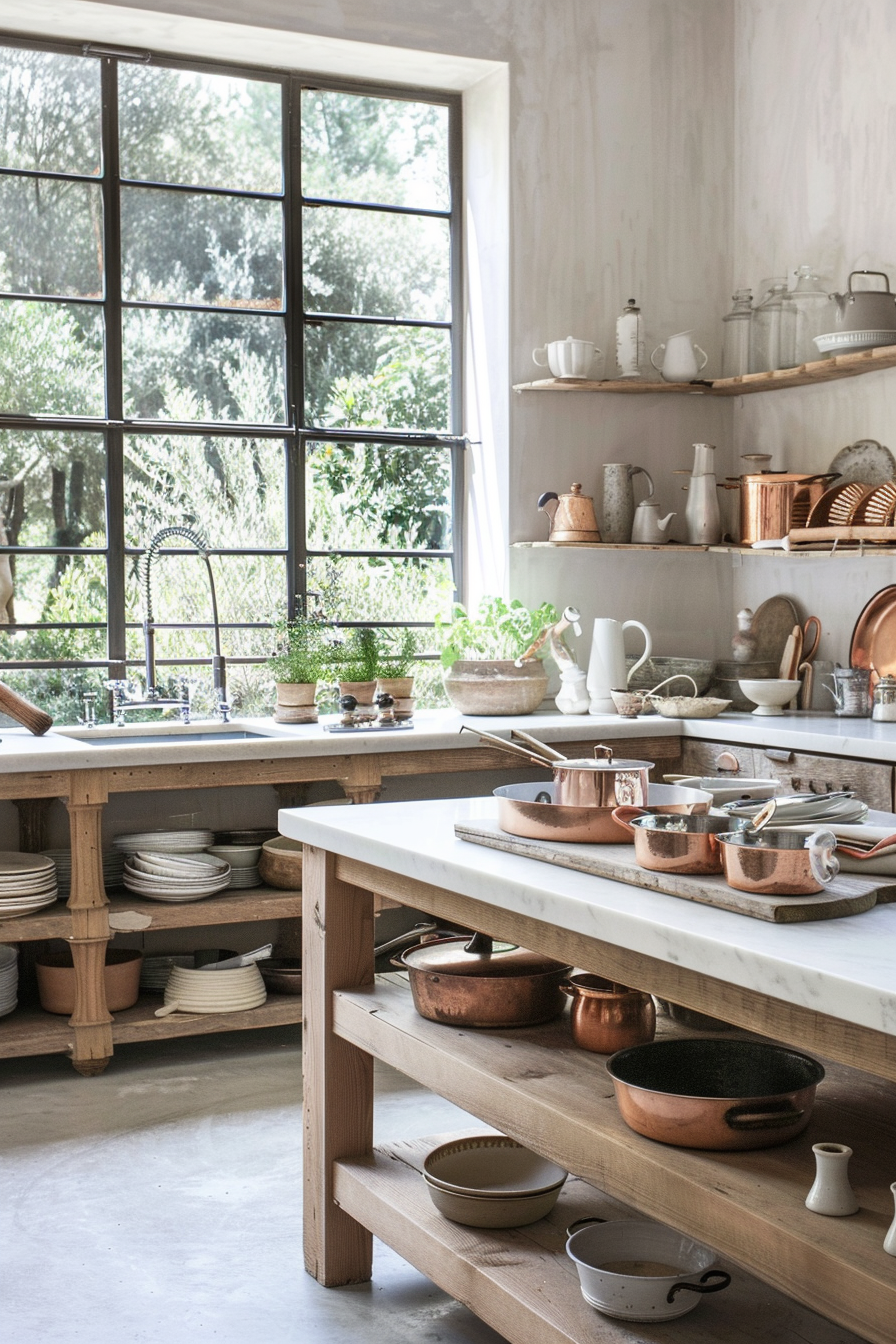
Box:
[333,626,381,705]
[375,627,421,699]
[268,605,330,723]
[435,597,559,715]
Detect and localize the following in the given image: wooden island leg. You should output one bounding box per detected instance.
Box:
[303,844,374,1285]
[65,773,113,1077]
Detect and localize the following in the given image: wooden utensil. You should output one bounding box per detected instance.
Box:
[798,660,814,709]
[778,625,804,680]
[0,679,53,735]
[801,616,821,663]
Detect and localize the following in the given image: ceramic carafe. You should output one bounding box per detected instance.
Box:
[650,331,708,383]
[684,442,722,545]
[586,617,652,715]
[601,464,650,543]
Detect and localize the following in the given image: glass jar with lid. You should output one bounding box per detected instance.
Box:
[872,674,896,721]
[721,288,752,377]
[750,278,788,373]
[787,265,835,367]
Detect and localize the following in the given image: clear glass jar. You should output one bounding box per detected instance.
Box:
[750,278,788,373]
[721,288,752,377]
[788,265,835,366]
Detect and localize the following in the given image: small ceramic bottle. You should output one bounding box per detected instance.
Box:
[884,1183,896,1255]
[616,298,644,377]
[804,1142,859,1216]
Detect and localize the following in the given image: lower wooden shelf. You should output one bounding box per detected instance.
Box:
[336,1134,865,1344]
[334,979,896,1344]
[0,992,302,1059]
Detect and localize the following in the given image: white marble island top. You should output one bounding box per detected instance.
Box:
[279,794,896,1038]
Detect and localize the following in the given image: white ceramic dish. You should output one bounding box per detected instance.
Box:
[423,1174,563,1228]
[737,678,801,715]
[814,330,896,353]
[722,792,869,826]
[662,776,781,806]
[207,844,262,869]
[651,696,731,720]
[423,1134,567,1197]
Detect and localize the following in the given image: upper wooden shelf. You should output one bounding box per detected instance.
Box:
[513,342,896,396]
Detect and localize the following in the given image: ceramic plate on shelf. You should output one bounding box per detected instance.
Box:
[850,584,896,682]
[814,330,896,354]
[827,438,896,485]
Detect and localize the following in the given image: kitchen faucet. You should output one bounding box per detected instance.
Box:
[106,526,230,725]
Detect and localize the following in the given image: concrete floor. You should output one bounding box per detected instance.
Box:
[0,1026,508,1344]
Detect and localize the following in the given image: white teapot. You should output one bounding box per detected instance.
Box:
[650,331,708,383]
[631,500,675,544]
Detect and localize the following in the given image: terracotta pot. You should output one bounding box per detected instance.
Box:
[376,676,414,699]
[443,660,549,716]
[258,836,303,890]
[339,680,377,703]
[275,681,317,707]
[36,948,142,1015]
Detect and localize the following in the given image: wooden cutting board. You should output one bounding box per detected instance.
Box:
[454,819,896,922]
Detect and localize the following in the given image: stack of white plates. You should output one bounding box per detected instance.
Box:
[0,853,58,918]
[112,828,215,857]
[140,954,194,991]
[227,866,261,889]
[0,945,18,1015]
[162,962,267,1014]
[40,849,125,898]
[207,844,262,889]
[122,852,232,902]
[722,792,869,826]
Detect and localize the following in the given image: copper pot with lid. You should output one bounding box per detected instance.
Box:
[731,472,838,544]
[461,728,653,809]
[393,931,571,1028]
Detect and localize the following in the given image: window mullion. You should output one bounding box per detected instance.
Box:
[285,75,307,615]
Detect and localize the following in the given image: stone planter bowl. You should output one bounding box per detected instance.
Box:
[442,660,549,716]
[259,836,304,889]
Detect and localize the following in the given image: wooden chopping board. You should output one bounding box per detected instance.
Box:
[454,819,896,922]
[751,595,800,665]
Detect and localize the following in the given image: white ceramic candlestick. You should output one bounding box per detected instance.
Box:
[884,1183,896,1255]
[804,1142,859,1216]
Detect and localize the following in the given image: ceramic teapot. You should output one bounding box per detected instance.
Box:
[829,271,896,333]
[631,500,675,544]
[650,331,708,383]
[538,483,602,543]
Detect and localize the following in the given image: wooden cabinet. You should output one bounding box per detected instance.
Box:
[678,736,895,810]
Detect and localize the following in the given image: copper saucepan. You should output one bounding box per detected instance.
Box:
[607,1038,825,1150]
[561,973,656,1053]
[462,726,652,809]
[717,826,839,895]
[611,810,748,874]
[494,781,712,844]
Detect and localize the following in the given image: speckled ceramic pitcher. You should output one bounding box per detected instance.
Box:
[602,464,649,544]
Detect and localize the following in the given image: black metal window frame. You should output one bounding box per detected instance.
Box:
[0,33,464,680]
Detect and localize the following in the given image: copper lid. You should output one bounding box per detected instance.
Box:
[399,932,567,978]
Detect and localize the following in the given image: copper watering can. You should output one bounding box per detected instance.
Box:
[538,483,602,543]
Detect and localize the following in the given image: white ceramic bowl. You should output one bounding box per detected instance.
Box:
[737,678,801,716]
[567,1219,730,1321]
[207,844,262,869]
[423,1134,567,1197]
[423,1174,563,1227]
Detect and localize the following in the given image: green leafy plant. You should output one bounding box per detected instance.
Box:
[376,626,422,679]
[268,604,332,685]
[434,597,559,669]
[334,626,381,683]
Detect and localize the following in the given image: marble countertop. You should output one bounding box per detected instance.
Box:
[279,793,896,1036]
[0,705,895,772]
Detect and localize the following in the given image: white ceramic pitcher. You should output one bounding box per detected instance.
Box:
[586,618,652,715]
[650,331,708,383]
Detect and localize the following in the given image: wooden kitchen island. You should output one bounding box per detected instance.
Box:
[285,795,896,1344]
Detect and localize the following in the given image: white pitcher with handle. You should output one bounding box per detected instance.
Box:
[586,618,652,715]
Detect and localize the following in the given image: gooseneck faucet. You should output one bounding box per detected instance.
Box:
[106,526,230,724]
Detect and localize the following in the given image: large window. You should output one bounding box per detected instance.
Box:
[0,38,462,721]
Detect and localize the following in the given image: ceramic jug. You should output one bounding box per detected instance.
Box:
[533,337,600,380]
[684,442,722,545]
[650,331,708,383]
[601,464,650,543]
[586,617,652,715]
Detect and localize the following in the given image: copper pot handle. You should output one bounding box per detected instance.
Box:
[724,1101,805,1130]
[667,1270,731,1303]
[593,744,614,762]
[611,805,649,834]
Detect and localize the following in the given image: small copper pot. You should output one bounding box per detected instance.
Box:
[561,973,656,1054]
[718,827,839,895]
[612,809,747,875]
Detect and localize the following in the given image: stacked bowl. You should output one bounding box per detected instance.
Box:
[0,944,18,1016]
[422,1134,567,1228]
[123,851,231,902]
[40,848,125,899]
[140,954,194,991]
[207,844,262,889]
[0,852,58,918]
[159,962,267,1015]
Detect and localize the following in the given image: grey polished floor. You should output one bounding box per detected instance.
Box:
[0,1027,507,1344]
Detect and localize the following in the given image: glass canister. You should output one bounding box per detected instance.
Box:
[788,265,835,367]
[721,288,752,377]
[872,673,896,721]
[750,278,788,373]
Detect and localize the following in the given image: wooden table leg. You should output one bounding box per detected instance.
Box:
[339,756,383,805]
[303,844,374,1286]
[65,773,113,1077]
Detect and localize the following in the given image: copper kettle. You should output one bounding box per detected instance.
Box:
[538,483,602,543]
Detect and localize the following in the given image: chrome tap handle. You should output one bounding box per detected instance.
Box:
[104,679,132,727]
[78,692,98,727]
[178,676,192,724]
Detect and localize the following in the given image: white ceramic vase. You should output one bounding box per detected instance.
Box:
[804,1142,859,1216]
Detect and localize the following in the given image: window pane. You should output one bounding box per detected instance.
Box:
[0,430,106,548]
[305,322,450,431]
[302,90,448,211]
[119,65,282,193]
[0,552,106,635]
[121,188,283,309]
[125,554,285,640]
[0,177,103,298]
[122,309,286,422]
[124,436,285,548]
[307,441,451,551]
[0,300,104,415]
[303,205,449,321]
[0,47,101,175]
[307,554,454,623]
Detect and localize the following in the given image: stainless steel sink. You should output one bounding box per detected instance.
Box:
[57,730,274,747]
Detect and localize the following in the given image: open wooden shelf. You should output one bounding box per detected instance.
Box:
[514,539,896,559]
[333,979,896,1344]
[0,992,302,1059]
[513,343,896,396]
[336,1133,868,1344]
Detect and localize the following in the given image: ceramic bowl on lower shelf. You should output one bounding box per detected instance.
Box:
[423,1174,563,1228]
[37,948,143,1015]
[259,837,303,889]
[737,678,801,715]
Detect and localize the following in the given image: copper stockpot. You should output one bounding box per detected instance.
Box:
[393,932,571,1028]
[552,744,652,808]
[717,826,839,895]
[606,1038,825,1150]
[561,973,656,1053]
[611,809,748,875]
[734,472,837,544]
[494,781,712,844]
